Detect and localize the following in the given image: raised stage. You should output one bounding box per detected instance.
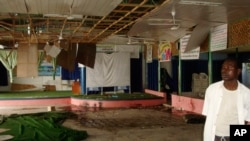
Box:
[0,90,205,115]
[171,92,204,114]
[0,89,167,115]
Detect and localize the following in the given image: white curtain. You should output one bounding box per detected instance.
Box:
[86,52,130,87]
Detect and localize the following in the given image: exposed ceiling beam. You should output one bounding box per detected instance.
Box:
[89,0,148,42]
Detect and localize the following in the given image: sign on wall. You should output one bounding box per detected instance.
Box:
[146,44,153,63]
[210,24,228,52]
[158,41,172,62]
[38,61,61,76]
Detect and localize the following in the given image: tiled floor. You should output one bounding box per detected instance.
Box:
[63,106,204,141]
[0,104,204,141]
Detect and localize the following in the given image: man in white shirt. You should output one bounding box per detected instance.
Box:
[202,57,250,141]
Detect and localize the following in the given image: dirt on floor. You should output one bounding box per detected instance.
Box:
[62,105,205,141]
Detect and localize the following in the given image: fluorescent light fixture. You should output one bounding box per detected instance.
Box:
[43,14,82,19]
[179,0,222,6]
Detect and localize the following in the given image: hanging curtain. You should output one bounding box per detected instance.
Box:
[147,59,158,91]
[0,50,17,83]
[38,51,45,68]
[61,63,80,81]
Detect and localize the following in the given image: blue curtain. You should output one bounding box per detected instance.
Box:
[61,63,80,80]
[130,53,143,92]
[147,59,158,91]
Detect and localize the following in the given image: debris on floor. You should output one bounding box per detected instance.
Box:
[0,134,14,141]
[0,112,88,141]
[183,113,206,124]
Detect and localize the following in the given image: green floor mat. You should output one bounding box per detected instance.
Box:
[0,112,88,141]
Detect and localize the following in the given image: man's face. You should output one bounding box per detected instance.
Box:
[221,60,240,81]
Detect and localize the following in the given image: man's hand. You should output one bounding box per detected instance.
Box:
[245,121,250,125]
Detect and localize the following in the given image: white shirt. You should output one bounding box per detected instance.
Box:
[202,81,250,141]
[215,87,238,136]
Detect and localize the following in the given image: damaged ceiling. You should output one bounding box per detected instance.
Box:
[128,0,250,42]
[0,0,168,46]
[0,0,249,49]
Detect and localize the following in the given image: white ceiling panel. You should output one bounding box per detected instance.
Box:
[0,0,27,13]
[72,0,122,16]
[26,0,73,14]
[24,0,122,16]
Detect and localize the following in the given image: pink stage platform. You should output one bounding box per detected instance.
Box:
[171,93,204,114]
[0,89,167,108]
[0,90,205,115]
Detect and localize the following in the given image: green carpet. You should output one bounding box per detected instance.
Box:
[0,91,163,100]
[0,91,73,99]
[72,93,163,100]
[0,112,88,141]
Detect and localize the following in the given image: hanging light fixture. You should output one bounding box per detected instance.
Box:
[27,24,31,35]
[0,44,5,49]
[14,42,19,48]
